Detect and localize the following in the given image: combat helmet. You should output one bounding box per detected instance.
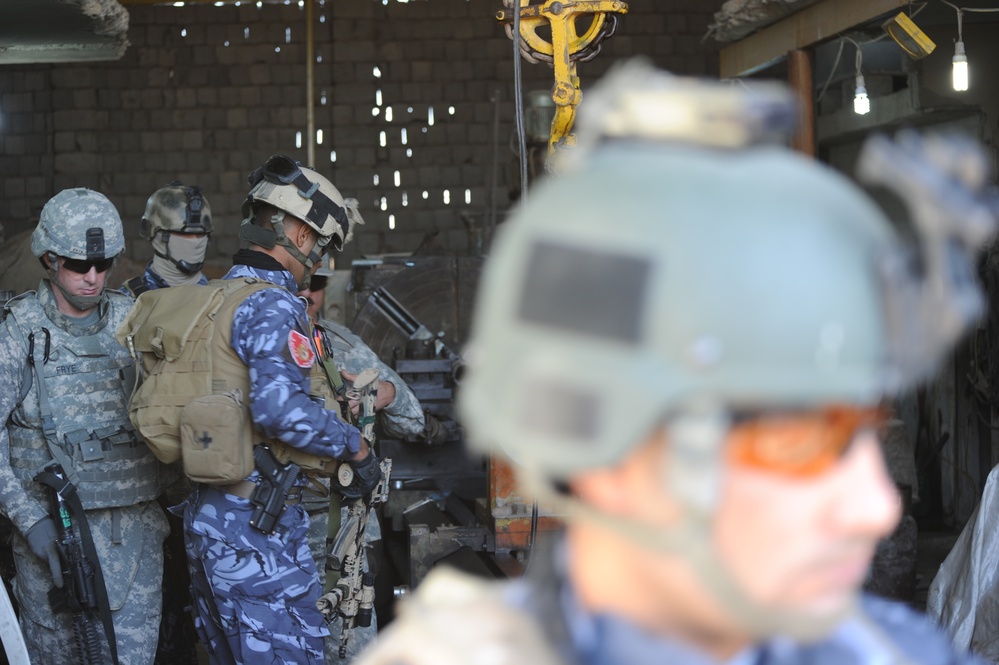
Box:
[141,182,213,274]
[456,59,997,641]
[32,188,125,261]
[240,155,358,287]
[141,182,213,239]
[458,59,996,498]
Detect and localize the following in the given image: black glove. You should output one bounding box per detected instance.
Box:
[26,518,63,588]
[340,453,382,500]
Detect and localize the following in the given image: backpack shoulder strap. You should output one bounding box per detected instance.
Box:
[121,275,149,298]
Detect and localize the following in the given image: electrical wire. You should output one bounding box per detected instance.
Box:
[939,0,999,13]
[815,3,930,105]
[511,2,529,203]
[816,40,845,103]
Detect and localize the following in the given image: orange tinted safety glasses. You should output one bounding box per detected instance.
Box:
[726,405,886,477]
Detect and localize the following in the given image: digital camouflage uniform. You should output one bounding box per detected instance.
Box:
[0,281,167,664]
[305,318,425,664]
[355,542,985,665]
[317,318,425,441]
[181,260,361,665]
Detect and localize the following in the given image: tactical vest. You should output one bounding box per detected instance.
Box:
[5,290,160,510]
[118,278,337,480]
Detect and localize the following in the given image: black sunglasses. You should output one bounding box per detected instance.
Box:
[61,257,114,274]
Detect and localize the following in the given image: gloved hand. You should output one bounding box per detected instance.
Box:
[340,452,383,500]
[26,518,63,588]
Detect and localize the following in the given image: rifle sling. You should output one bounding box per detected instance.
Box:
[34,470,119,665]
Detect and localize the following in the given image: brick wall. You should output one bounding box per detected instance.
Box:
[0,0,721,263]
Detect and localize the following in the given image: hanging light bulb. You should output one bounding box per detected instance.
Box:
[952,9,968,92]
[953,41,968,91]
[854,74,870,115]
[849,40,871,116]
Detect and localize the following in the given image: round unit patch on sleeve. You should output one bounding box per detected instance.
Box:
[288,329,316,368]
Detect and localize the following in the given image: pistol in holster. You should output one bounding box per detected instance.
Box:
[248,445,301,534]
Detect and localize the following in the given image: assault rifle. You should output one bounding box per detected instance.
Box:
[316,368,392,657]
[36,463,114,665]
[323,457,391,658]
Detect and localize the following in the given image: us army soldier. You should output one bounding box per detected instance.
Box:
[0,189,167,663]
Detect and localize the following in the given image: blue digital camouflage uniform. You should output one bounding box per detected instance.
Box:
[353,540,986,665]
[0,281,168,665]
[120,264,208,297]
[305,318,425,664]
[182,261,361,665]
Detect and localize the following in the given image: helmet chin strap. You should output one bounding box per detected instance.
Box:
[524,408,866,646]
[239,211,323,290]
[533,476,860,643]
[46,257,103,311]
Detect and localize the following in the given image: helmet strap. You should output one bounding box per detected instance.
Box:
[43,251,106,311]
[525,406,862,644]
[239,211,321,290]
[52,281,104,311]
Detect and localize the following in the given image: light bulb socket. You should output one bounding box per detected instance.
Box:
[854,74,867,95]
[954,40,966,59]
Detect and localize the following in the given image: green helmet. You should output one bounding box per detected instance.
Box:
[140,182,213,238]
[31,188,125,260]
[458,61,997,485]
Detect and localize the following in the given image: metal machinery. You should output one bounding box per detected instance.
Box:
[496,0,629,155]
[348,1,629,610]
[344,256,503,610]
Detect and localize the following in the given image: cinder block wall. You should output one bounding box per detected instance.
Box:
[0,0,720,263]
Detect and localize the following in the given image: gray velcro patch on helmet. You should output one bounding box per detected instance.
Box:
[518,239,650,344]
[521,378,599,441]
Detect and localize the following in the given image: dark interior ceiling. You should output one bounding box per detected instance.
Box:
[0,0,129,64]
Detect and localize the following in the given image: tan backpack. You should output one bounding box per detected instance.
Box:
[116,278,278,483]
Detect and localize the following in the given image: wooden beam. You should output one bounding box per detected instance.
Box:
[787,49,815,157]
[720,0,910,79]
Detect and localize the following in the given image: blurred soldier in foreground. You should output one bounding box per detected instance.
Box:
[121,182,213,296]
[299,252,426,663]
[354,61,996,665]
[0,189,166,663]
